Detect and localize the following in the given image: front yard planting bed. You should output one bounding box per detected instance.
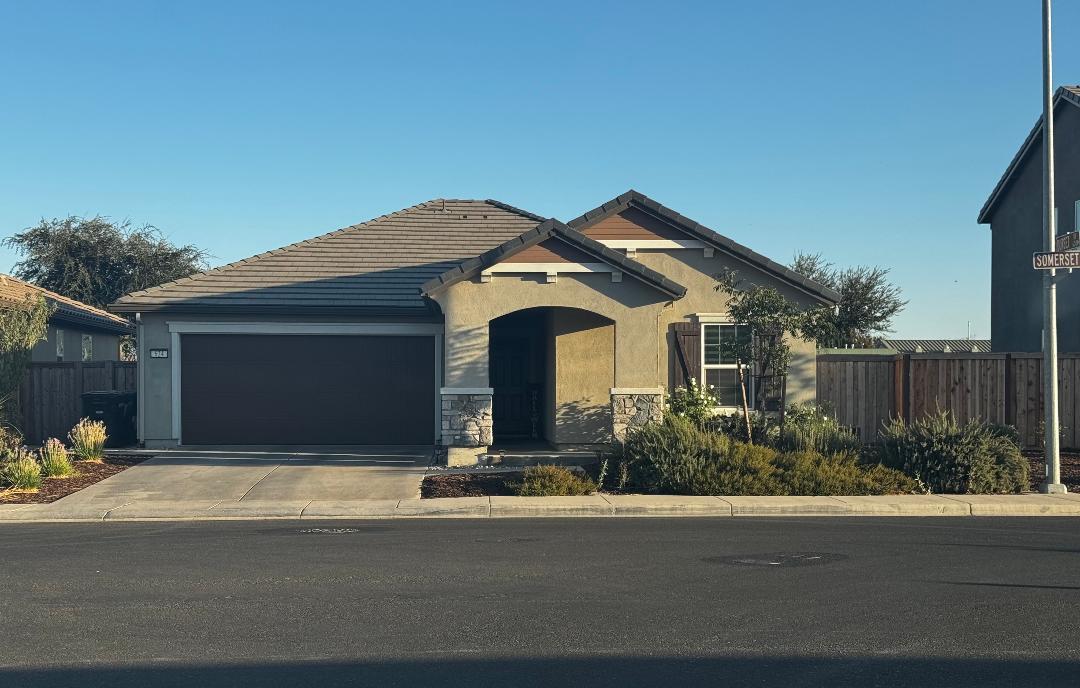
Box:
[1025,450,1080,492]
[0,454,147,504]
[422,472,522,498]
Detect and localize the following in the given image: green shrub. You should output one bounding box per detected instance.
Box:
[623,414,913,496]
[879,411,1028,494]
[668,380,717,427]
[513,465,596,496]
[776,403,862,456]
[773,450,916,495]
[68,418,107,461]
[710,409,779,445]
[0,424,22,458]
[38,438,74,478]
[0,448,42,491]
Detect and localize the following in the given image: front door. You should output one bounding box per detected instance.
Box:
[490,334,542,441]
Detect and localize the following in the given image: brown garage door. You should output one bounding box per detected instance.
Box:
[180,334,435,445]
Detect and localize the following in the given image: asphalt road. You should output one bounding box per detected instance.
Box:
[0,518,1077,687]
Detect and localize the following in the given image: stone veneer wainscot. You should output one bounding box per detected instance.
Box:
[610,388,664,443]
[440,388,494,448]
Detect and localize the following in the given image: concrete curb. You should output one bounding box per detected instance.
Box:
[0,494,1078,522]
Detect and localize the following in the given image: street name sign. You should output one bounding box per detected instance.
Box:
[1055,231,1080,251]
[1033,251,1080,269]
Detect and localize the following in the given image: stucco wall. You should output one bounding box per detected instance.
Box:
[31,325,121,363]
[433,246,824,428]
[432,272,673,389]
[990,101,1080,353]
[630,248,822,402]
[551,308,614,444]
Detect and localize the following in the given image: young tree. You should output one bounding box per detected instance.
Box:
[4,216,209,309]
[0,295,52,428]
[790,252,905,347]
[715,270,831,439]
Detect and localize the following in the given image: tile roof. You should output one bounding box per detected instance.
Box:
[0,274,133,334]
[421,219,687,298]
[111,200,543,315]
[879,338,992,354]
[567,190,841,304]
[978,86,1080,224]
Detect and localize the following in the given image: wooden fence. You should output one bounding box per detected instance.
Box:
[16,361,137,445]
[817,352,1080,449]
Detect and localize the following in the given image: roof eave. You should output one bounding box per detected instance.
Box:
[978,87,1080,225]
[420,218,687,299]
[569,191,840,305]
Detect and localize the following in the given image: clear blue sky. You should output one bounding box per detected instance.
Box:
[1,0,1077,338]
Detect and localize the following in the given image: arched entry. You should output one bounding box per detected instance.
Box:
[488,306,615,447]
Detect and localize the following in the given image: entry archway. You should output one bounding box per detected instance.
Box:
[488,306,615,447]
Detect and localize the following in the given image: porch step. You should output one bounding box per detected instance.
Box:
[479,451,600,468]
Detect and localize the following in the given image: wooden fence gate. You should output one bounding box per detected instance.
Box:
[16,361,137,445]
[817,352,1080,450]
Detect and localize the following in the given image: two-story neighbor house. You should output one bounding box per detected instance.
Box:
[112,191,838,464]
[0,274,133,362]
[979,85,1080,352]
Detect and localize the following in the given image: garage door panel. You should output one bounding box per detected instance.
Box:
[181,334,435,445]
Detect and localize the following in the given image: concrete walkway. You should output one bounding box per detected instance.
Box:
[1,492,1078,522]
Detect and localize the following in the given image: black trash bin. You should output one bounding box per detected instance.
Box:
[80,391,137,448]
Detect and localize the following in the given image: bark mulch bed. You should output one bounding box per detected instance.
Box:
[1025,450,1080,493]
[0,454,148,504]
[422,472,523,499]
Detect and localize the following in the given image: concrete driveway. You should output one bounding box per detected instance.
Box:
[54,446,433,508]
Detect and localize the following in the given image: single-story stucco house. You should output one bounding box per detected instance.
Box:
[111,191,838,464]
[1,274,133,362]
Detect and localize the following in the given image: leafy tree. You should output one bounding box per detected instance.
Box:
[790,252,905,347]
[4,216,209,309]
[0,295,52,427]
[715,270,831,439]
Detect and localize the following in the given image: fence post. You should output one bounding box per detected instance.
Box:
[900,354,912,421]
[1003,353,1014,427]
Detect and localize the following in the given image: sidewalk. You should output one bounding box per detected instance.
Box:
[0,493,1078,522]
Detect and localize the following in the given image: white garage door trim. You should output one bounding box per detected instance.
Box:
[165,322,444,445]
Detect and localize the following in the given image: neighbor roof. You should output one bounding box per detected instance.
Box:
[111,200,544,315]
[977,86,1080,224]
[420,219,687,298]
[878,338,991,354]
[0,274,133,335]
[567,190,841,304]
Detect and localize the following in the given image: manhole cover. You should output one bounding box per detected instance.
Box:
[703,552,847,567]
[298,528,362,534]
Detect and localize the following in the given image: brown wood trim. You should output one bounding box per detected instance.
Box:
[500,238,595,264]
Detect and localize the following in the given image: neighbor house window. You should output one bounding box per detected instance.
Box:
[55,329,65,361]
[701,323,752,409]
[81,334,93,362]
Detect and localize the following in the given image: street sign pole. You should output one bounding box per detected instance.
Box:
[1041,0,1065,493]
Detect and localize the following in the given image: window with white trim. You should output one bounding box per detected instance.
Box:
[55,329,65,361]
[81,334,93,362]
[701,323,752,409]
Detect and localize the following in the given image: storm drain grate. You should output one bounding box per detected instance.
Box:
[703,552,848,567]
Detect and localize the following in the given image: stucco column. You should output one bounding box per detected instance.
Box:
[435,289,493,465]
